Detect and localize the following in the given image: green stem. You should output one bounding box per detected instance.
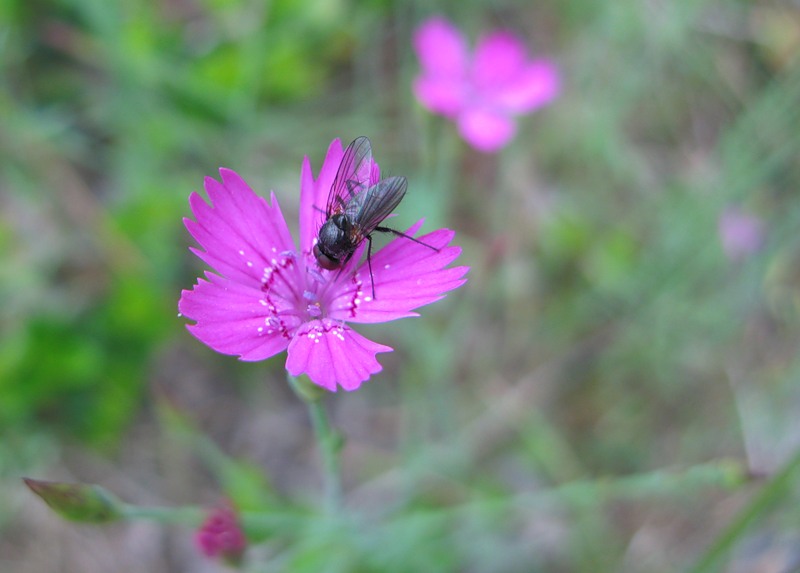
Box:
[121,504,204,526]
[287,374,343,513]
[121,503,312,539]
[307,398,343,512]
[688,448,800,573]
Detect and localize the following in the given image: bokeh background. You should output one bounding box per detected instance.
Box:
[3,0,800,571]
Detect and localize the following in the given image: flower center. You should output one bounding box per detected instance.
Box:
[303,290,323,319]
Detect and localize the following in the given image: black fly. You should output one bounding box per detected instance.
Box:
[313,136,438,298]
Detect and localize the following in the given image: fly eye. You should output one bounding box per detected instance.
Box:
[313,244,340,270]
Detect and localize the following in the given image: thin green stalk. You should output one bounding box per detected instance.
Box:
[121,504,204,526]
[122,503,311,539]
[688,448,800,573]
[287,374,343,513]
[307,397,343,512]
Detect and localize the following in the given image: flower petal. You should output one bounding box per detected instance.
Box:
[179,275,292,362]
[285,319,392,391]
[328,221,469,324]
[413,76,466,117]
[472,31,528,89]
[492,59,560,113]
[413,17,468,80]
[299,139,344,254]
[185,170,296,288]
[457,108,517,152]
[718,206,765,261]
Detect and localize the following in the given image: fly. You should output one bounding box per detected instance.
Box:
[313,136,439,298]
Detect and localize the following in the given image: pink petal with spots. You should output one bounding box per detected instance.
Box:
[179,274,291,362]
[328,222,468,324]
[185,170,296,288]
[181,169,302,361]
[286,319,393,391]
[299,139,344,253]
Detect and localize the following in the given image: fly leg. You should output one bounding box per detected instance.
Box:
[366,234,376,299]
[374,226,440,253]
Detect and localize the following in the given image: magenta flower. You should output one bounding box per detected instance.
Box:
[413,16,560,152]
[179,138,468,392]
[195,502,247,563]
[718,206,765,261]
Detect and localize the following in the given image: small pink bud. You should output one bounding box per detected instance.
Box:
[195,502,247,565]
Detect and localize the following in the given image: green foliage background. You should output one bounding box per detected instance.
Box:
[2,0,800,571]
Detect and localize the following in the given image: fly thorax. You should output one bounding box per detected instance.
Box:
[318,215,350,259]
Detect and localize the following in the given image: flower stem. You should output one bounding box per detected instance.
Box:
[287,374,343,513]
[121,504,205,526]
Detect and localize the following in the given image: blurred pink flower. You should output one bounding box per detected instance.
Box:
[195,503,246,564]
[413,16,560,152]
[179,139,468,392]
[718,207,765,261]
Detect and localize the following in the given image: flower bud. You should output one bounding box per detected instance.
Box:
[195,502,247,566]
[23,478,122,523]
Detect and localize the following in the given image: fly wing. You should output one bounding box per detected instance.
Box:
[350,175,408,235]
[327,136,373,216]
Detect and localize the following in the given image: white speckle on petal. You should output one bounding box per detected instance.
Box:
[239,250,245,256]
[384,264,391,269]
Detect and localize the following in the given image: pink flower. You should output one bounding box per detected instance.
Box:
[179,138,468,392]
[718,207,765,261]
[413,16,560,152]
[195,503,246,563]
